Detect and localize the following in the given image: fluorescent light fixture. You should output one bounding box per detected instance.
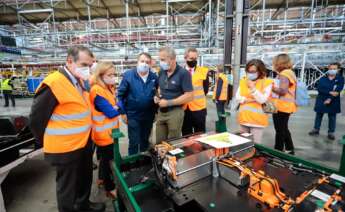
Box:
[18,9,53,14]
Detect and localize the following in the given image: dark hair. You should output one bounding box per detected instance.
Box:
[138,52,152,60]
[67,46,94,62]
[272,54,293,72]
[329,62,341,69]
[245,59,267,79]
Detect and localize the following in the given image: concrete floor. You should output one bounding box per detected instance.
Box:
[1,98,344,212]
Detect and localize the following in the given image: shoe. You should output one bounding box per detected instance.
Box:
[308,129,319,136]
[3,105,9,107]
[74,201,106,212]
[328,134,335,140]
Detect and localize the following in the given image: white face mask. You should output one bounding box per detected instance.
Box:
[75,66,90,81]
[103,76,116,85]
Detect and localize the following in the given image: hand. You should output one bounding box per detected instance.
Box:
[114,105,119,110]
[121,114,128,124]
[329,91,339,97]
[154,96,160,104]
[324,98,331,105]
[158,99,169,108]
[247,80,256,89]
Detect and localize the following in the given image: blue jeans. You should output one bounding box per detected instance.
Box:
[313,112,336,133]
[128,118,154,155]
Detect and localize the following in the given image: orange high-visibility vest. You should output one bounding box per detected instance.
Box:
[90,84,119,146]
[273,69,297,113]
[237,77,273,127]
[37,71,92,154]
[213,73,228,101]
[183,66,208,111]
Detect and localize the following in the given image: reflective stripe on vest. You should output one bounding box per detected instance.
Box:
[94,120,119,132]
[239,105,265,114]
[92,115,106,122]
[45,124,91,135]
[50,111,91,121]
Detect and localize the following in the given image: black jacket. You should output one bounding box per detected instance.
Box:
[29,68,91,165]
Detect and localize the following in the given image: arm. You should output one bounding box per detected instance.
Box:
[203,76,209,95]
[168,91,193,106]
[94,95,120,119]
[29,86,58,146]
[215,78,223,100]
[117,74,129,105]
[272,76,289,96]
[335,76,344,92]
[251,84,272,104]
[235,87,246,104]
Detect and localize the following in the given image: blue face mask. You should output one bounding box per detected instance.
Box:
[327,69,337,76]
[137,63,150,74]
[247,72,258,81]
[160,61,170,71]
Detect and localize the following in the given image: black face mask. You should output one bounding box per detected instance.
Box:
[186,60,197,68]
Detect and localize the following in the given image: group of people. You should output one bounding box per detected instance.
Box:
[236,54,344,155]
[28,45,343,212]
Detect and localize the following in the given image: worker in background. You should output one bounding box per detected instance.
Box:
[29,46,105,212]
[90,62,124,199]
[155,47,193,143]
[235,59,273,144]
[1,74,15,107]
[271,54,297,155]
[213,65,228,123]
[309,62,344,140]
[117,52,158,155]
[181,48,209,135]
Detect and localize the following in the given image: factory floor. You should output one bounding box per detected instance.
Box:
[1,98,345,212]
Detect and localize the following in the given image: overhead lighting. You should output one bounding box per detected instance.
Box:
[18,9,53,14]
[278,25,294,29]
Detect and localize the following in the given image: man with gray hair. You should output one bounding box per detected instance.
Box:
[155,46,194,143]
[29,46,105,212]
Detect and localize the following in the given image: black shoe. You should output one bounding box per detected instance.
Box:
[3,105,9,107]
[74,201,106,212]
[308,130,319,136]
[328,134,335,140]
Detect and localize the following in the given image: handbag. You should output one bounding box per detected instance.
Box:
[260,80,277,114]
[262,101,277,114]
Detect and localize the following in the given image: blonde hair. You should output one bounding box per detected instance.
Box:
[273,54,293,72]
[92,62,115,87]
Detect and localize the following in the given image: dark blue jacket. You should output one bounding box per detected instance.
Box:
[117,68,158,120]
[314,74,344,114]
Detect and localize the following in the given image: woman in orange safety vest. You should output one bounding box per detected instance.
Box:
[90,62,124,199]
[271,54,297,155]
[235,59,273,144]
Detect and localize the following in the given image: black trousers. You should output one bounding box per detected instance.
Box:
[97,144,115,192]
[216,101,226,122]
[3,91,15,107]
[273,111,294,152]
[54,142,93,212]
[182,108,206,136]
